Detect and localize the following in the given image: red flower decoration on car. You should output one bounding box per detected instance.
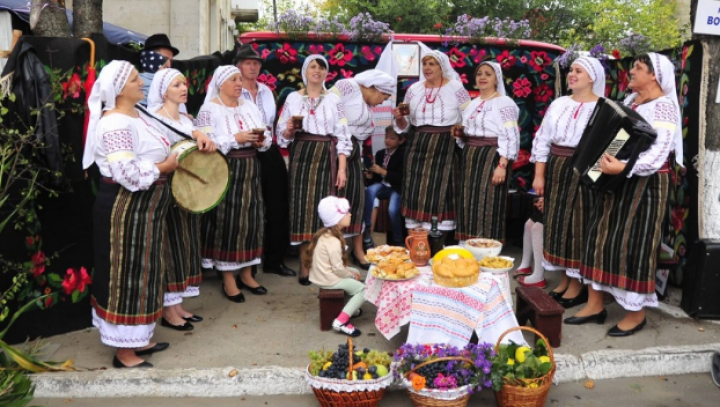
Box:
[617,69,629,92]
[31,251,46,278]
[340,69,354,78]
[512,77,532,98]
[360,45,376,62]
[447,48,467,68]
[459,73,468,84]
[469,48,486,64]
[62,73,82,99]
[433,23,443,29]
[328,44,353,66]
[513,149,530,169]
[44,296,53,308]
[62,267,92,295]
[257,73,277,91]
[276,43,298,64]
[533,83,553,103]
[261,49,271,59]
[325,71,338,82]
[529,51,551,73]
[612,49,621,59]
[309,44,325,55]
[496,50,517,69]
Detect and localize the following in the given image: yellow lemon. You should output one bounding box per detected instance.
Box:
[507,358,515,366]
[433,247,474,264]
[529,383,539,388]
[539,356,551,364]
[515,346,532,363]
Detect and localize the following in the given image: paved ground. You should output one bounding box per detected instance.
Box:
[33,373,720,406]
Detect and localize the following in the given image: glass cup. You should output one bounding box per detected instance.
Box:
[252,128,266,143]
[398,103,410,116]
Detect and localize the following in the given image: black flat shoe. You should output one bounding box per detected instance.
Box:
[161,317,194,331]
[222,284,245,303]
[607,318,646,337]
[351,253,371,271]
[182,314,203,323]
[263,263,297,276]
[549,289,567,301]
[558,289,589,309]
[298,276,311,286]
[236,275,268,295]
[135,342,170,356]
[564,308,607,325]
[113,356,153,369]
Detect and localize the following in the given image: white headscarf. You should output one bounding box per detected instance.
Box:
[422,50,461,82]
[82,60,135,169]
[572,57,606,98]
[302,55,329,89]
[204,66,241,105]
[147,68,184,113]
[478,61,507,97]
[354,69,396,96]
[648,52,683,167]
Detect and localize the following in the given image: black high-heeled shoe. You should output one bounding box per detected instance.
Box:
[298,276,311,286]
[558,288,589,309]
[236,274,267,295]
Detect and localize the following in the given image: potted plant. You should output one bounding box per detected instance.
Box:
[394,342,495,407]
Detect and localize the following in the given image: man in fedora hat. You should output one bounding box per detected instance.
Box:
[140,33,180,106]
[235,44,296,278]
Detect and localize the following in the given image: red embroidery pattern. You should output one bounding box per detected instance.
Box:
[102,129,134,153]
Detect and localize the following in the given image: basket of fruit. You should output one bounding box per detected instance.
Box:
[491,326,555,407]
[395,343,496,407]
[305,338,393,407]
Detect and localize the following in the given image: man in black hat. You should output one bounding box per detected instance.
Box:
[140,33,180,106]
[235,44,296,277]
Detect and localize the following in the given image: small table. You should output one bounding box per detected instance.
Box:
[364,266,525,347]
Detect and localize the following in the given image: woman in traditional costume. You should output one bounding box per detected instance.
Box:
[329,69,395,269]
[566,53,680,336]
[276,55,352,285]
[194,66,272,302]
[147,68,216,330]
[392,51,471,236]
[84,60,178,368]
[528,57,605,298]
[456,61,519,243]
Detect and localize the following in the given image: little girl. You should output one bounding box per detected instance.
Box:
[303,196,365,337]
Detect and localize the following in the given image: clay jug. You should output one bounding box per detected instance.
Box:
[405,228,430,266]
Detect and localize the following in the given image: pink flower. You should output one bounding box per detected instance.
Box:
[469,48,486,64]
[261,49,271,59]
[309,44,325,55]
[540,73,549,80]
[520,56,528,64]
[325,71,338,82]
[512,77,532,98]
[276,43,298,64]
[257,73,277,91]
[340,69,354,78]
[433,373,458,390]
[328,44,354,66]
[360,45,376,61]
[459,73,468,84]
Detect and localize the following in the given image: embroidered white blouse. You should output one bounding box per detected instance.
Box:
[460,96,520,160]
[94,112,169,192]
[276,91,352,156]
[530,96,597,163]
[193,99,271,155]
[330,79,374,140]
[623,94,676,177]
[152,113,194,145]
[240,83,276,135]
[394,80,471,132]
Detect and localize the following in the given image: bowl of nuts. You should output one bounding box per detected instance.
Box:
[463,238,503,261]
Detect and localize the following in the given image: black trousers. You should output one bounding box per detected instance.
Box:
[258,144,290,268]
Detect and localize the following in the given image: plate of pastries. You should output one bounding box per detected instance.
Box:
[365,245,411,264]
[371,258,420,281]
[432,255,481,288]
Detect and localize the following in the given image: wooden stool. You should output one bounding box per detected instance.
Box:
[515,286,565,348]
[318,289,345,331]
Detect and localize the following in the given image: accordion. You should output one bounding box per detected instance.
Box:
[572,97,657,192]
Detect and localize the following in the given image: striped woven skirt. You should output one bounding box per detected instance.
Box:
[91,180,170,326]
[288,136,334,242]
[201,151,264,263]
[340,138,365,236]
[455,142,508,242]
[164,203,202,293]
[402,127,458,225]
[580,172,669,294]
[542,153,582,268]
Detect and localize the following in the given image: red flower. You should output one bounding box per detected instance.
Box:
[62,73,82,99]
[360,45,376,61]
[433,23,443,29]
[528,51,551,73]
[44,296,53,308]
[496,50,517,69]
[459,73,468,84]
[26,236,35,245]
[328,44,353,66]
[257,73,277,91]
[513,150,530,170]
[512,77,532,98]
[447,48,467,68]
[671,207,685,232]
[533,83,553,103]
[309,44,325,55]
[31,251,46,278]
[612,49,621,59]
[252,43,259,50]
[520,56,528,64]
[469,48,486,64]
[325,71,338,82]
[276,43,298,64]
[617,69,629,92]
[261,49,271,59]
[516,177,527,187]
[62,267,92,295]
[340,69,354,78]
[681,46,688,70]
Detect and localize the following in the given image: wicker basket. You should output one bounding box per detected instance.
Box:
[402,356,474,407]
[306,338,391,407]
[493,326,555,407]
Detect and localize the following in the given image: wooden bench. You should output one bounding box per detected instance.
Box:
[515,286,565,348]
[318,289,345,331]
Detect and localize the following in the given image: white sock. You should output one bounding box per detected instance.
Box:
[523,223,546,284]
[518,219,534,269]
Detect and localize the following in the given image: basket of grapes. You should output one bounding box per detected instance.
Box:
[305,338,394,407]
